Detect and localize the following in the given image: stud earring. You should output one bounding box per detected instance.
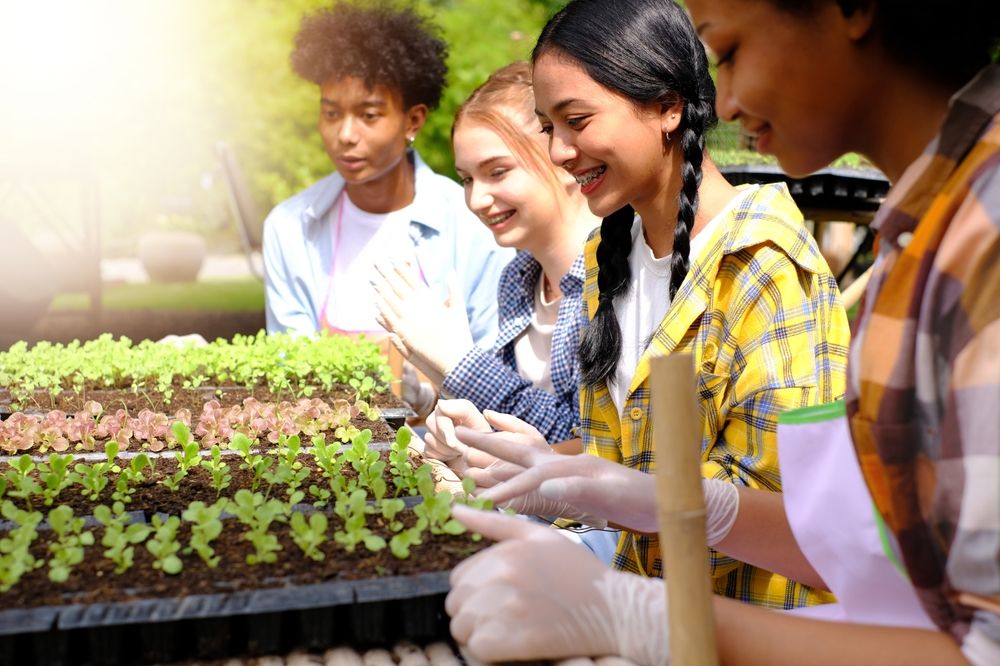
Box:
[406,135,415,145]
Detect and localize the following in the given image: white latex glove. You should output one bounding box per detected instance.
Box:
[422,398,488,464]
[401,362,437,420]
[373,263,473,386]
[458,425,740,543]
[448,505,670,666]
[421,401,528,491]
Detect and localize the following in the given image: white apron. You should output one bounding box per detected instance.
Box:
[777,400,935,628]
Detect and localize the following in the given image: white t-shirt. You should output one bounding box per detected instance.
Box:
[322,194,418,333]
[609,186,758,413]
[513,273,562,391]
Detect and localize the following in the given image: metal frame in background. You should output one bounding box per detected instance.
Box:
[719,164,889,283]
[216,142,264,281]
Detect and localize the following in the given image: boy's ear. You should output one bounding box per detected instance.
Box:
[406,104,429,136]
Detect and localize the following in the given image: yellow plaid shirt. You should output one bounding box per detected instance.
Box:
[581,183,850,609]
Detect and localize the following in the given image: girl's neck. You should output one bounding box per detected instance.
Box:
[344,152,415,214]
[634,156,737,258]
[530,196,600,300]
[854,72,955,183]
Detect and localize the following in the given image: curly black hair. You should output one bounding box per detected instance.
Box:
[291,0,448,110]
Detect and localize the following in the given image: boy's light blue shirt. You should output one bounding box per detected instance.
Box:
[262,150,514,346]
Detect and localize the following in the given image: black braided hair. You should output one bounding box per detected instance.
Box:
[578,205,635,386]
[534,0,718,386]
[671,97,715,300]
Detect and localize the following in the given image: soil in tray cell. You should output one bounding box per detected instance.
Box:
[2,383,407,417]
[0,513,488,609]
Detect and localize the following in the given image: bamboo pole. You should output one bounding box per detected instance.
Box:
[650,353,718,666]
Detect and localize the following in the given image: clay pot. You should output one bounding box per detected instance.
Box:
[137,231,206,282]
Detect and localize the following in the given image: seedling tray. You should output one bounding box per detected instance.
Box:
[0,570,451,666]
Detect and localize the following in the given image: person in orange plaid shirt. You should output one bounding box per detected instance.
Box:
[441,1,1000,665]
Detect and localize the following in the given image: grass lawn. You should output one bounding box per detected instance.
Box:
[50,279,264,312]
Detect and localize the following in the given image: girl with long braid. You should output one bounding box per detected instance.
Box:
[429,0,850,610]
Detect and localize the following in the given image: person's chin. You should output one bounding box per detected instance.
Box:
[584,190,628,219]
[773,148,837,179]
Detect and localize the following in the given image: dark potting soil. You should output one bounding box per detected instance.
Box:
[0,509,487,610]
[4,384,403,438]
[4,451,420,518]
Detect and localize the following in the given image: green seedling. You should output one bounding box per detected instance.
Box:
[389,526,424,560]
[181,499,226,568]
[309,435,349,501]
[229,432,270,493]
[146,514,183,574]
[349,370,376,401]
[353,398,380,422]
[163,422,202,491]
[5,454,41,510]
[47,505,95,583]
[94,502,151,574]
[262,457,309,501]
[333,488,385,553]
[290,511,328,561]
[74,441,119,501]
[379,497,406,533]
[414,473,465,537]
[200,445,232,497]
[37,453,78,507]
[388,427,417,495]
[344,429,386,501]
[112,453,150,504]
[229,489,285,565]
[0,501,43,591]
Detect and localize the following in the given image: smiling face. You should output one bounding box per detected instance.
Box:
[318,75,426,187]
[453,118,565,251]
[687,0,874,176]
[532,51,679,219]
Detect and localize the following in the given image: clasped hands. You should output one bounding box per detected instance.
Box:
[372,261,473,388]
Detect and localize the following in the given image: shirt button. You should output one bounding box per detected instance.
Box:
[629,407,643,421]
[897,231,914,248]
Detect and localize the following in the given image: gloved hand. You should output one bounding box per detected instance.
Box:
[401,362,438,421]
[422,398,487,464]
[448,505,670,666]
[424,400,564,492]
[422,401,532,489]
[456,425,740,544]
[373,263,473,387]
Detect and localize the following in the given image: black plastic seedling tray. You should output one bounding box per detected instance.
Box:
[0,570,451,666]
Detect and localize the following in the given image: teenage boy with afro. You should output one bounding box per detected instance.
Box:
[263,1,513,365]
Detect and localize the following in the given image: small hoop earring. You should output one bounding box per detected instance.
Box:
[664,131,670,142]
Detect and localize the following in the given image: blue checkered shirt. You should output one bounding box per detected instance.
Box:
[441,250,584,442]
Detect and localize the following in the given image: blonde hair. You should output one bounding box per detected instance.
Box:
[452,62,564,198]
